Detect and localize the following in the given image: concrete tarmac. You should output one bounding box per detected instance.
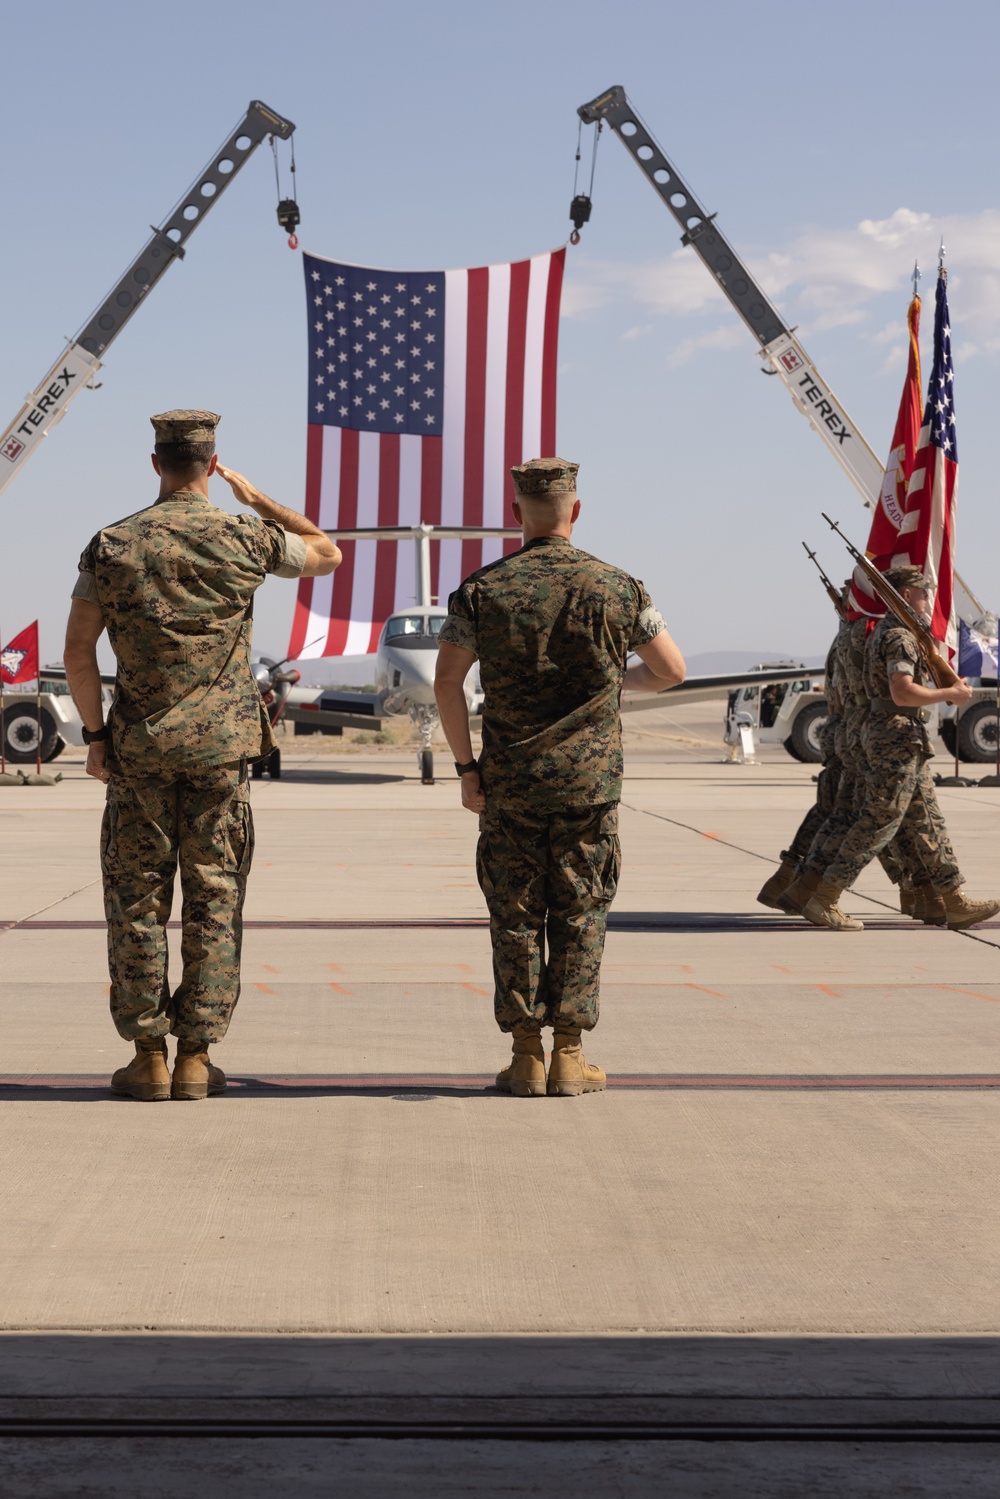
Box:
[2,704,999,1494]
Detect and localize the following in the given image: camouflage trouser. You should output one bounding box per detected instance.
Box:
[804,717,909,886]
[476,802,620,1033]
[785,717,840,865]
[101,761,254,1045]
[823,720,962,893]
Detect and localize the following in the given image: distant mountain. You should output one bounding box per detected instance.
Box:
[685,650,827,676]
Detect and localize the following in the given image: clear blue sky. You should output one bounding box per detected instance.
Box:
[4,0,999,671]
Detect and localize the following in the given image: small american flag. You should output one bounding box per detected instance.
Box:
[288,247,566,658]
[894,265,958,653]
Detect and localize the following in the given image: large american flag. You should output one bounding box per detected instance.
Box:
[288,247,565,658]
[894,265,958,653]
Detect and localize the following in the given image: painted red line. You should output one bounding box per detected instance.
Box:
[462,982,490,996]
[685,983,727,999]
[939,984,1000,1004]
[815,985,840,998]
[254,983,275,995]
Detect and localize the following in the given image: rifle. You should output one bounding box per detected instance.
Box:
[802,543,848,621]
[820,513,962,690]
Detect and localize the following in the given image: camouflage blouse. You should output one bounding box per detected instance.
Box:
[440,535,665,810]
[863,613,931,752]
[73,491,304,775]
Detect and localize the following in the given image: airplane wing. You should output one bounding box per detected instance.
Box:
[620,665,822,714]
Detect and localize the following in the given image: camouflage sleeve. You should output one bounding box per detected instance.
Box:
[884,626,920,676]
[438,584,477,655]
[71,535,100,603]
[238,516,307,579]
[627,580,666,651]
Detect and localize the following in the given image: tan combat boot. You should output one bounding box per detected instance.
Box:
[495,1023,546,1098]
[776,867,821,915]
[171,1043,227,1101]
[756,859,799,910]
[899,885,916,919]
[547,1028,606,1098]
[939,889,1000,932]
[111,1038,170,1102]
[800,879,864,932]
[912,883,947,926]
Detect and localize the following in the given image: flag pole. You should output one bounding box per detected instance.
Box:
[35,643,42,777]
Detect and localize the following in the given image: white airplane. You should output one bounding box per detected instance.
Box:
[283,525,821,782]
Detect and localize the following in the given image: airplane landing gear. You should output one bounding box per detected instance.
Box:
[411,707,437,784]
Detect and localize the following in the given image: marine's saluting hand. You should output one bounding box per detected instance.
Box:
[214,463,271,515]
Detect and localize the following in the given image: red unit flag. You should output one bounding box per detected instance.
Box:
[0,621,39,684]
[847,294,922,619]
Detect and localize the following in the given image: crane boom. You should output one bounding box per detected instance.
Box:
[577,87,885,505]
[0,99,295,500]
[577,85,984,618]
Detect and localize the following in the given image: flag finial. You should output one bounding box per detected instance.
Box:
[938,237,947,274]
[912,260,921,299]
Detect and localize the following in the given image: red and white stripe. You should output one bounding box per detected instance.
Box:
[289,248,564,659]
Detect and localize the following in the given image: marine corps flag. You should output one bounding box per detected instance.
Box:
[0,621,39,684]
[847,293,923,618]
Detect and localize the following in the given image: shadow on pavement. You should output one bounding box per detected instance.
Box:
[265,768,409,785]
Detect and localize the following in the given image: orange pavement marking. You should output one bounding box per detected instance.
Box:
[254,983,275,994]
[329,982,353,995]
[685,982,726,998]
[939,984,999,1005]
[702,831,720,841]
[262,964,279,974]
[462,982,490,996]
[772,965,793,973]
[816,985,840,998]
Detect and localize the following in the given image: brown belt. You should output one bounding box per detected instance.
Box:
[869,698,930,723]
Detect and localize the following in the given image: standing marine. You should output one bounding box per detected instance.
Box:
[434,457,685,1098]
[64,410,340,1100]
[800,564,999,932]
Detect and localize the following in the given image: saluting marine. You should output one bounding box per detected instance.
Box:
[435,457,685,1097]
[799,564,999,932]
[64,410,340,1100]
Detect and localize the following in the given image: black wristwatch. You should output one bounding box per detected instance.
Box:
[454,759,479,777]
[81,724,110,744]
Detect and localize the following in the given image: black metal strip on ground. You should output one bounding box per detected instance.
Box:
[3,1417,1000,1441]
[3,1073,1000,1095]
[3,916,994,933]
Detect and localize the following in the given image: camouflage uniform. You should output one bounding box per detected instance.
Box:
[73,413,306,1044]
[782,632,842,866]
[440,491,664,1034]
[822,613,963,893]
[803,618,909,887]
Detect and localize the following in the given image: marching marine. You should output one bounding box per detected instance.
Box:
[799,564,999,932]
[64,410,340,1099]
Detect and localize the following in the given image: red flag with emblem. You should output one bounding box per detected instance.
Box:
[0,621,39,684]
[847,294,922,619]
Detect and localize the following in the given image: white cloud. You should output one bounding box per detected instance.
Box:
[563,207,1000,364]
